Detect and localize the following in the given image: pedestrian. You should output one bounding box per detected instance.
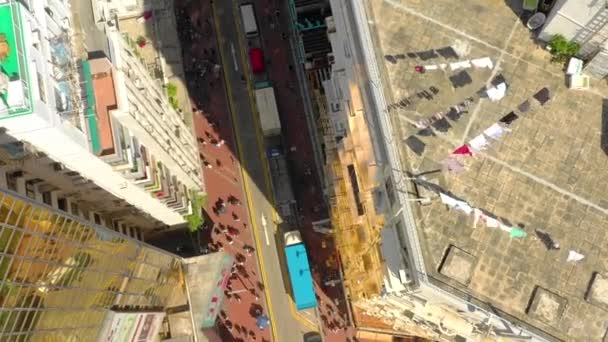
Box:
[233,212,240,222]
[203,161,212,169]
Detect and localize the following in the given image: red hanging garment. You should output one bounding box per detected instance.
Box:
[452,144,473,156]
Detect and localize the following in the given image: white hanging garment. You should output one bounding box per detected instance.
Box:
[468,134,489,151]
[566,250,585,262]
[473,209,483,229]
[498,222,512,233]
[484,216,500,228]
[486,82,507,101]
[439,193,460,207]
[471,57,493,69]
[449,61,472,70]
[483,123,509,140]
[439,193,472,214]
[454,202,473,215]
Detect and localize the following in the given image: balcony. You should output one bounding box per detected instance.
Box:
[0,2,32,117]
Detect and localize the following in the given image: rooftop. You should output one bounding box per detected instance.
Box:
[90,58,118,156]
[285,243,317,310]
[368,0,608,340]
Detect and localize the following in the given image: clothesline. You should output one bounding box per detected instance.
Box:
[438,191,527,238]
[409,74,507,131]
[422,57,494,71]
[443,87,552,172]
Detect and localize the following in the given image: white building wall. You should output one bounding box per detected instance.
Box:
[108,31,202,191]
[0,2,187,226]
[539,0,607,41]
[1,115,186,225]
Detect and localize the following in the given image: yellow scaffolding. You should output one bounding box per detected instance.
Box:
[307,69,385,300]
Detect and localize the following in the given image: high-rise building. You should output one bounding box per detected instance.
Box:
[0,187,230,341]
[0,0,203,232]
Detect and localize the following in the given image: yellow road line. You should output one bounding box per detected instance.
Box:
[230,2,320,334]
[211,4,278,341]
[233,1,319,331]
[289,299,318,331]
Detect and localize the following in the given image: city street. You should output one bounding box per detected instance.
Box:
[173,0,277,341]
[212,0,316,341]
[174,0,353,340]
[254,0,356,340]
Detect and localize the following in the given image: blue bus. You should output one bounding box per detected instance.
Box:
[284,231,317,310]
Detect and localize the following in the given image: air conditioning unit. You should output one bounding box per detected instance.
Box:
[52,162,65,171]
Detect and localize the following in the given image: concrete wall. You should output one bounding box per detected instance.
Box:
[539,0,607,41]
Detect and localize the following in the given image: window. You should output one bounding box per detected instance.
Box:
[93,213,101,225]
[42,191,52,205]
[6,172,17,192]
[71,202,79,216]
[57,198,67,211]
[25,182,35,199]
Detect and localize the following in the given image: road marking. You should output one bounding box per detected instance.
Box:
[231,43,239,71]
[212,4,278,341]
[261,214,270,245]
[227,288,249,295]
[289,299,319,332]
[230,1,321,335]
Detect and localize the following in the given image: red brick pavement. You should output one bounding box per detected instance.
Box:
[255,1,356,341]
[175,1,271,341]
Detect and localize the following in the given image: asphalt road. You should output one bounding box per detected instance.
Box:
[212,1,314,340]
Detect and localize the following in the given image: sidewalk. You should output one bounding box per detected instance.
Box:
[256,0,355,340]
[175,0,271,341]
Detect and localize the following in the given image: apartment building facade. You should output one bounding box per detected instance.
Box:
[0,0,203,231]
[0,187,229,341]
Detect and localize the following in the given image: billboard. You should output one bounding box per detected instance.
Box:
[97,311,165,342]
[183,251,234,330]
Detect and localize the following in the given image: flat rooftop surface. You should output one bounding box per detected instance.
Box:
[285,243,317,310]
[91,66,118,156]
[368,0,608,340]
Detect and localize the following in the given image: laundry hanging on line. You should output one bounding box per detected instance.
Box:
[567,250,585,262]
[439,193,473,214]
[441,156,465,174]
[439,194,528,239]
[470,57,494,69]
[510,227,527,238]
[486,82,507,102]
[468,134,489,151]
[499,112,519,125]
[452,144,473,156]
[484,215,500,228]
[484,123,510,140]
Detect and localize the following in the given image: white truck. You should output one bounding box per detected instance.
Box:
[254,86,282,137]
[239,3,259,38]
